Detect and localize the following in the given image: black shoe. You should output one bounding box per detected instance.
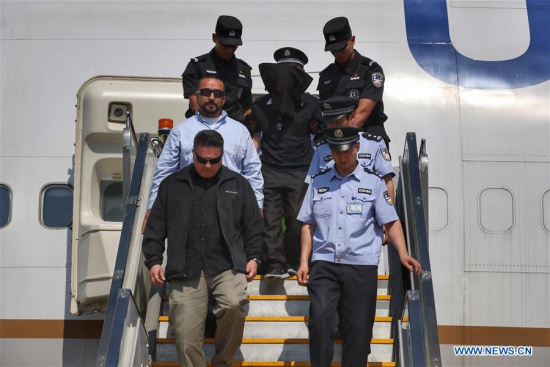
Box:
[286,265,298,277]
[264,265,289,279]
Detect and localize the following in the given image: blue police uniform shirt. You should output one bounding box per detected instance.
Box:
[148,111,264,209]
[305,133,394,184]
[297,163,398,265]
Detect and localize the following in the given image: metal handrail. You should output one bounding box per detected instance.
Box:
[389,133,441,366]
[96,132,150,367]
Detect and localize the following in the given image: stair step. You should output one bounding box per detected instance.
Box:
[157,316,393,339]
[154,362,396,366]
[156,339,394,362]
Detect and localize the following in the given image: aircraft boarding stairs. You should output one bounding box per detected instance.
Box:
[94,116,441,367]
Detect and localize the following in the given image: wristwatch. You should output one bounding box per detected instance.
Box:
[251,258,262,265]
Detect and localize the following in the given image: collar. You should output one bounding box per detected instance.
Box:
[209,47,236,65]
[335,49,362,75]
[176,164,233,184]
[196,110,228,126]
[329,161,362,182]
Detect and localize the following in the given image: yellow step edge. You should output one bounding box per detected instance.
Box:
[253,275,390,281]
[154,362,396,367]
[248,295,391,301]
[157,338,394,345]
[158,316,394,322]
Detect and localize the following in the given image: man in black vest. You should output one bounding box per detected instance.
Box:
[182,15,253,123]
[143,130,263,366]
[246,47,320,278]
[318,17,391,148]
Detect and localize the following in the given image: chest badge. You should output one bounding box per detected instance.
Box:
[324,155,334,162]
[318,187,329,194]
[372,72,384,88]
[350,72,360,81]
[348,89,360,98]
[358,188,372,195]
[358,153,372,159]
[324,80,331,85]
[206,69,217,74]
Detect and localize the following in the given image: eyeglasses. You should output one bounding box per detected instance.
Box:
[197,88,225,98]
[194,152,222,164]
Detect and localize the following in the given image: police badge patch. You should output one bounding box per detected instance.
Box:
[318,187,329,194]
[358,188,372,195]
[358,153,372,159]
[372,72,384,88]
[381,148,391,161]
[348,89,360,98]
[384,191,393,205]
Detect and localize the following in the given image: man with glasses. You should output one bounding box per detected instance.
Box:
[145,75,263,227]
[143,130,264,367]
[318,17,391,149]
[182,15,253,123]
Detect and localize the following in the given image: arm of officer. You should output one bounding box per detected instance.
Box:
[297,223,316,286]
[188,94,199,115]
[384,174,395,207]
[386,220,421,275]
[351,98,377,129]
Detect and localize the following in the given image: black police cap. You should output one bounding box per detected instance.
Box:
[215,15,243,46]
[323,17,352,52]
[326,126,361,152]
[273,47,309,67]
[319,96,358,122]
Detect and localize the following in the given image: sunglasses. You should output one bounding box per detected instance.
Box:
[194,152,222,164]
[197,88,225,98]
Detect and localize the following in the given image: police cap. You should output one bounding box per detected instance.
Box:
[319,96,357,122]
[215,15,243,46]
[326,126,361,152]
[273,47,309,67]
[323,17,352,52]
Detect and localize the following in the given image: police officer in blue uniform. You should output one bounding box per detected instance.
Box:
[247,47,320,277]
[297,126,421,366]
[182,15,253,123]
[318,17,390,148]
[307,96,395,202]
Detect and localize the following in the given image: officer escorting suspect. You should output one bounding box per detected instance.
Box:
[182,15,253,123]
[318,17,391,148]
[297,126,421,366]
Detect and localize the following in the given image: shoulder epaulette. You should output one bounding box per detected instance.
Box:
[364,167,383,178]
[191,54,209,63]
[314,138,327,147]
[362,133,383,142]
[311,167,331,180]
[360,57,378,68]
[238,58,252,70]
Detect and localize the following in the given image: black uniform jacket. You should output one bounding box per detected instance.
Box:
[142,165,264,279]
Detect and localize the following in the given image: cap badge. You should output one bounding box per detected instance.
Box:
[229,30,236,37]
[284,50,290,57]
[323,103,333,110]
[334,129,344,138]
[329,35,336,42]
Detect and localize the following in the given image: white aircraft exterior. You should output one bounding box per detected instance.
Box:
[1,1,549,366]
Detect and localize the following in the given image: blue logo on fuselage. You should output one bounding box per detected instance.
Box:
[404,0,550,89]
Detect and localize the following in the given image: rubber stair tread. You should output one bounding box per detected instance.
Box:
[158,316,394,322]
[162,294,390,301]
[154,362,395,366]
[156,338,394,344]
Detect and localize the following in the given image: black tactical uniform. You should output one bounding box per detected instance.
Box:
[320,17,390,145]
[181,15,253,122]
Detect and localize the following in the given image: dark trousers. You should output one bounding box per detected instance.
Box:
[307,261,378,367]
[261,168,308,269]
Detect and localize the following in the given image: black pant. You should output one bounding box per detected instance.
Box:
[261,168,308,269]
[307,261,378,367]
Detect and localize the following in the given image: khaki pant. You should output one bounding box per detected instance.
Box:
[168,269,248,367]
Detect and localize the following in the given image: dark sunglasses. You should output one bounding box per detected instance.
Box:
[198,88,225,98]
[194,152,222,164]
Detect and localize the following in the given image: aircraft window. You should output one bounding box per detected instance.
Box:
[41,184,73,228]
[0,184,12,228]
[101,180,123,222]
